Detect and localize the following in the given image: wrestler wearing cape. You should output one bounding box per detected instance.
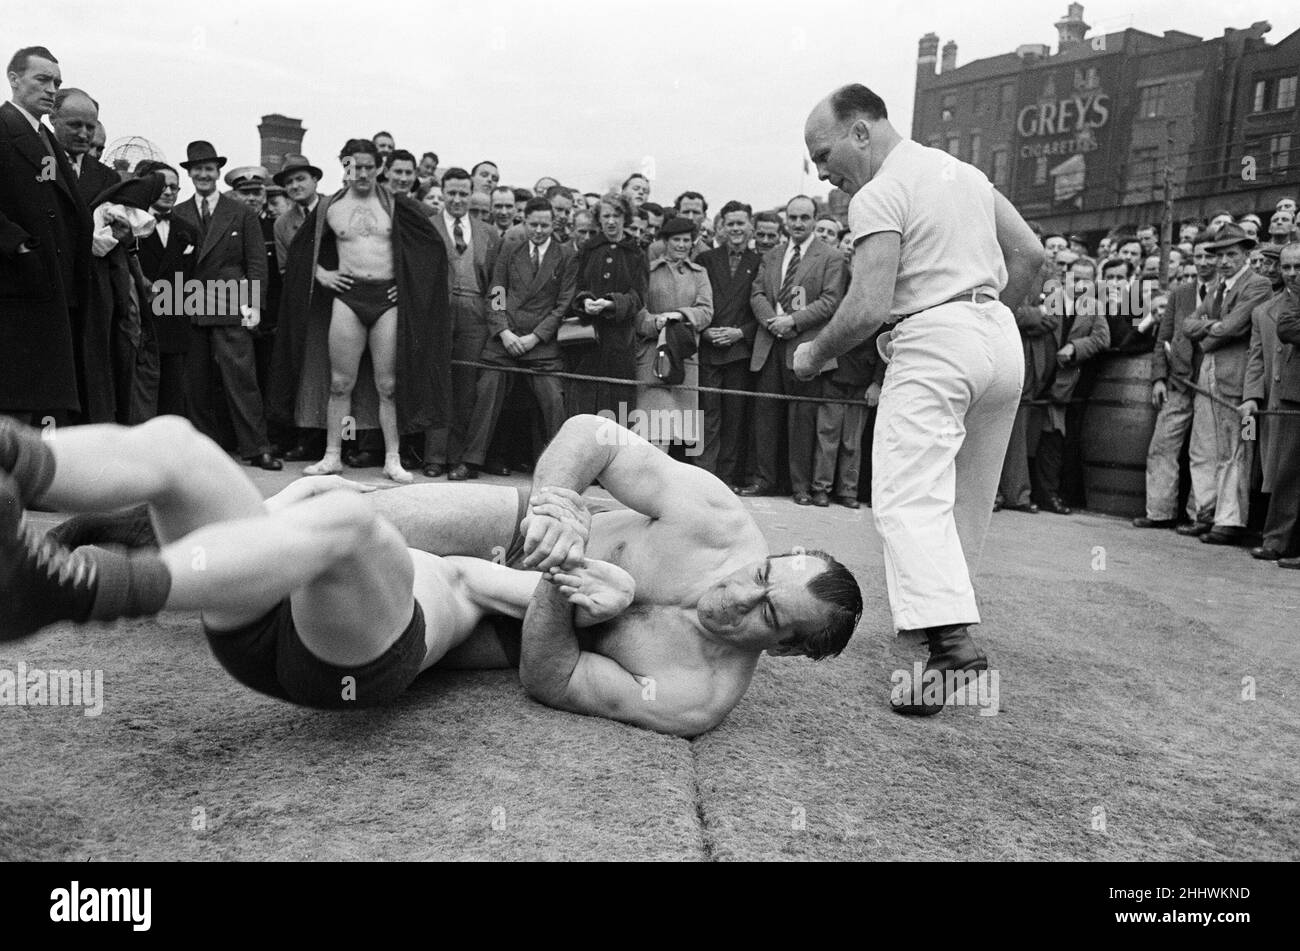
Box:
[269,186,451,435]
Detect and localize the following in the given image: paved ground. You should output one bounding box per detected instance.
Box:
[2,462,1296,860]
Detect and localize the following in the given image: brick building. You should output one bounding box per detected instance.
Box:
[912,4,1299,238]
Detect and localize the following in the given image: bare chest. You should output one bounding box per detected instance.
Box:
[328,197,392,243]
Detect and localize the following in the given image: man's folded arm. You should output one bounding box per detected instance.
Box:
[519,580,716,738]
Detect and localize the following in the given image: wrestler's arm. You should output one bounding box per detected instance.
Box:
[799,233,898,366]
[520,577,720,738]
[444,555,632,629]
[520,415,746,569]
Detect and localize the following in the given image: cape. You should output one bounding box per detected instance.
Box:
[269,188,451,434]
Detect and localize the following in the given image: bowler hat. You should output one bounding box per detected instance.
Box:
[274,153,323,186]
[179,140,227,170]
[660,216,696,238]
[1207,223,1258,252]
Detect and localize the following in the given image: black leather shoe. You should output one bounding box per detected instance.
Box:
[1177,522,1212,537]
[399,450,422,470]
[1008,502,1039,514]
[835,496,861,509]
[1041,495,1071,515]
[736,482,772,497]
[421,463,446,478]
[793,492,813,505]
[1133,516,1177,528]
[811,490,830,507]
[1250,546,1283,560]
[1201,527,1245,545]
[447,463,473,481]
[891,624,990,717]
[281,443,315,462]
[346,450,384,468]
[482,461,512,477]
[246,452,283,471]
[1279,556,1300,570]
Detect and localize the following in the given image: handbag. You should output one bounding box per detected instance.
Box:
[557,317,597,346]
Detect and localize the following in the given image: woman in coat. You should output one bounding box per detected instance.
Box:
[635,216,712,454]
[567,194,648,417]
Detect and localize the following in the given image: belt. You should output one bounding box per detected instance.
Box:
[898,287,998,321]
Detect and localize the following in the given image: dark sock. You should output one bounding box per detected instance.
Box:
[0,415,57,506]
[83,546,173,621]
[47,504,158,550]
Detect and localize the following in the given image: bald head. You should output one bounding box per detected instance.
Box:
[804,84,896,196]
[50,87,99,156]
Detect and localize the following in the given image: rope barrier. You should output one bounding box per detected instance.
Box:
[448,360,1300,416]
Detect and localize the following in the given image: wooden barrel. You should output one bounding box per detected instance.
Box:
[1081,352,1158,517]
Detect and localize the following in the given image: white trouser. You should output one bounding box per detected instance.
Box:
[871,300,1024,631]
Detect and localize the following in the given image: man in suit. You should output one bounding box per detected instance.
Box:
[49,88,117,207]
[423,167,500,478]
[740,195,845,503]
[0,46,92,425]
[1182,223,1274,544]
[459,197,577,479]
[1136,231,1220,529]
[171,140,279,471]
[1240,244,1300,561]
[134,161,195,420]
[695,200,760,489]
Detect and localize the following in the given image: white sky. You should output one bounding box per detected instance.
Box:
[9,0,1297,208]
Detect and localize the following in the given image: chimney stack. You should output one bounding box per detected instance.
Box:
[1054,3,1090,53]
[258,114,306,175]
[917,33,939,80]
[941,40,958,73]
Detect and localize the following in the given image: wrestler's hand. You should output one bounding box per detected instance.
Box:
[547,558,635,627]
[316,267,353,293]
[792,341,819,381]
[520,486,590,570]
[264,475,378,512]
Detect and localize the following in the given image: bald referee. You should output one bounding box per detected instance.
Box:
[793,84,1044,716]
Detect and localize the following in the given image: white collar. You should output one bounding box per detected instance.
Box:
[11,100,43,133]
[528,238,551,259]
[1224,263,1250,292]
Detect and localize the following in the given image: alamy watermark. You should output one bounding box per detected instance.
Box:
[151,273,261,318]
[0,663,103,717]
[596,402,704,457]
[889,663,1000,716]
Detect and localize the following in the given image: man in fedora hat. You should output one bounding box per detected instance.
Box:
[172,140,280,471]
[1182,222,1273,544]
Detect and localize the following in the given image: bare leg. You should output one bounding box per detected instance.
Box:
[366,482,523,557]
[305,302,367,474]
[367,307,410,483]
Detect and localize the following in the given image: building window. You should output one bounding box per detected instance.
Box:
[1253,80,1268,112]
[991,149,1008,187]
[941,93,956,122]
[973,86,986,114]
[1271,134,1292,171]
[999,83,1015,121]
[1278,76,1298,110]
[946,135,960,156]
[1035,156,1047,185]
[1137,83,1166,118]
[970,133,982,169]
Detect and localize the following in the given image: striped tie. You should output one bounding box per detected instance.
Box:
[453,216,466,255]
[779,243,802,311]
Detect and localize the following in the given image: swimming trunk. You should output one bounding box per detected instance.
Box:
[336,278,397,328]
[204,599,426,709]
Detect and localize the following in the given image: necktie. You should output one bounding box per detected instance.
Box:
[531,243,540,274]
[1197,283,1207,303]
[779,243,802,311]
[453,216,466,255]
[66,153,79,179]
[199,197,211,239]
[1210,281,1225,321]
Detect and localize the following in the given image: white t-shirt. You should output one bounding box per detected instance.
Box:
[849,139,1007,316]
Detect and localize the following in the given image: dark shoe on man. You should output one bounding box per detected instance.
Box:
[281,443,315,462]
[246,452,283,471]
[1008,502,1039,514]
[1041,495,1071,515]
[1201,527,1246,546]
[891,624,990,717]
[736,482,773,497]
[1250,546,1283,561]
[810,490,830,507]
[1278,556,1300,570]
[421,463,446,479]
[835,496,861,509]
[793,492,813,506]
[1177,521,1213,537]
[447,463,473,481]
[992,494,1004,513]
[399,449,423,470]
[346,450,384,468]
[482,460,512,477]
[1133,516,1177,528]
